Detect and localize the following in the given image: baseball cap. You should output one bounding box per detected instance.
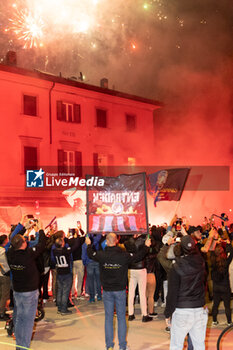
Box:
[181,235,196,254]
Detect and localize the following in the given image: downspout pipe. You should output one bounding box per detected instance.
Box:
[49,82,55,144]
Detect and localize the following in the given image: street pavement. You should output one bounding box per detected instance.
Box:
[0,299,233,350]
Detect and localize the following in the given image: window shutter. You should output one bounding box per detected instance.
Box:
[74,104,81,123]
[24,146,37,173]
[57,101,63,120]
[75,151,82,177]
[57,101,66,121]
[62,103,66,121]
[96,109,107,128]
[24,95,37,116]
[58,149,64,173]
[68,104,73,122]
[126,114,136,131]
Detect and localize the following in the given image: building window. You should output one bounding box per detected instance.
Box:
[23,95,37,116]
[96,108,107,128]
[128,157,136,166]
[126,114,136,131]
[57,101,81,123]
[93,153,114,176]
[128,157,136,167]
[24,146,37,173]
[58,150,82,176]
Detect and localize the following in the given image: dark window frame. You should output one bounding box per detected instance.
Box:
[126,113,136,131]
[96,108,107,128]
[23,94,37,116]
[24,146,38,173]
[93,152,114,176]
[58,149,82,176]
[57,101,81,124]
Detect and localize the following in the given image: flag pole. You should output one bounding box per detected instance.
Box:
[174,200,181,216]
[174,168,190,217]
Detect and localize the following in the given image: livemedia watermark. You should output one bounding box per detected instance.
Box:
[26,168,105,190]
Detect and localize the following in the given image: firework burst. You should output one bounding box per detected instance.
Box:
[8,7,44,49]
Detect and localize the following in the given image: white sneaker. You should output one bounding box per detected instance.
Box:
[154,301,158,307]
[161,302,166,307]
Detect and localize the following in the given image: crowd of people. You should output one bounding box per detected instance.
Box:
[0,213,233,350]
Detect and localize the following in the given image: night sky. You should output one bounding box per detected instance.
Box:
[0,0,232,100]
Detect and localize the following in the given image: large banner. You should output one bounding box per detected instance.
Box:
[86,173,149,235]
[148,168,190,206]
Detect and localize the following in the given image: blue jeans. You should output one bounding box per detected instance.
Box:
[170,307,208,350]
[103,290,127,350]
[187,333,194,350]
[57,273,73,312]
[86,261,102,300]
[13,289,39,350]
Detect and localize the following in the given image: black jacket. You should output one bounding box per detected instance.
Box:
[87,244,149,291]
[7,230,46,292]
[67,236,84,260]
[145,236,161,274]
[124,235,146,269]
[145,249,157,274]
[51,239,80,275]
[164,251,206,318]
[211,243,233,292]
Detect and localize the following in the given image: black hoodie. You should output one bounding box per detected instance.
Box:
[7,230,46,292]
[87,244,149,291]
[164,251,206,318]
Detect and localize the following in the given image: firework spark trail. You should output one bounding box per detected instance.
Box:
[8,7,44,48]
[0,0,231,98]
[5,0,170,50]
[26,0,103,35]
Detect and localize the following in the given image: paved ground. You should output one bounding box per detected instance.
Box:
[0,299,233,350]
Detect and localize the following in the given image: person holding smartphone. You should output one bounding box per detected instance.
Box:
[68,222,85,299]
[6,216,46,350]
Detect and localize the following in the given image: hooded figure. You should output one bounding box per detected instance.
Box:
[164,234,208,350]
